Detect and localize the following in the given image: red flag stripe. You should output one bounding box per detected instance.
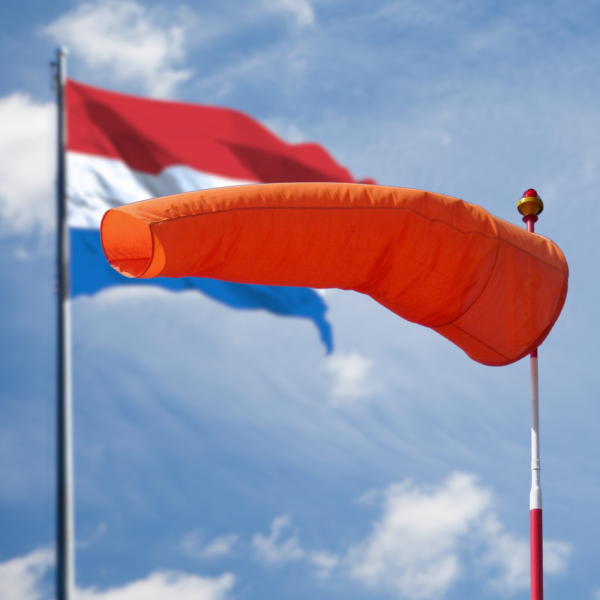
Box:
[66,79,358,184]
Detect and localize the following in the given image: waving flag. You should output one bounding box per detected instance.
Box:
[66,80,369,352]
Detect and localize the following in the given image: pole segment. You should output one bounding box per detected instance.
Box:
[53,46,74,600]
[517,189,544,600]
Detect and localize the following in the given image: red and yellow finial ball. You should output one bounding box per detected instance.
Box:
[517,188,544,217]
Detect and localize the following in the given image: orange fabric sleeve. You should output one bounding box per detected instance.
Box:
[100,183,568,366]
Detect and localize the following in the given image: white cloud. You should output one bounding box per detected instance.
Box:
[0,548,234,600]
[345,473,573,599]
[264,0,315,27]
[42,0,193,98]
[480,514,530,591]
[252,515,306,565]
[0,548,53,600]
[77,570,235,600]
[0,94,54,234]
[179,528,239,559]
[326,352,376,404]
[347,473,489,599]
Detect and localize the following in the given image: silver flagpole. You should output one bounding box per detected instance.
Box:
[52,45,74,600]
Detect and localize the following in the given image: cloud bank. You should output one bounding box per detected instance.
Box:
[77,570,234,600]
[42,0,193,98]
[0,94,54,234]
[0,549,234,600]
[252,472,572,599]
[0,472,573,600]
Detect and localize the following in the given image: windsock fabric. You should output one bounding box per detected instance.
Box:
[66,79,370,353]
[101,183,569,367]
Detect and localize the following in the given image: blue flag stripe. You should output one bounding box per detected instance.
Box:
[70,228,333,353]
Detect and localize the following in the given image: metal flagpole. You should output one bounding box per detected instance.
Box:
[52,46,74,600]
[517,188,545,600]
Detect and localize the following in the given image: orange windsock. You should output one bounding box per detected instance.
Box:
[100,183,568,366]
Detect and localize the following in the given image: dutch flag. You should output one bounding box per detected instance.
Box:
[66,80,369,352]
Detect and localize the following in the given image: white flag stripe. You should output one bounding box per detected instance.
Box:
[67,151,254,229]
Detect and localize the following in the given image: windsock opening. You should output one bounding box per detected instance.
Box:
[100,210,153,278]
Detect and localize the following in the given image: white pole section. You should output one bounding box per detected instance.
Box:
[530,351,542,512]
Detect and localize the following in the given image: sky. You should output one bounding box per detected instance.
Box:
[1,0,600,599]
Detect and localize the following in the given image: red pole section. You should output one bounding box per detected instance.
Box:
[518,189,544,600]
[528,341,543,600]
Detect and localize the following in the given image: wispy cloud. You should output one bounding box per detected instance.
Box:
[263,0,315,27]
[42,0,193,98]
[541,540,572,579]
[0,548,234,600]
[252,515,306,565]
[252,515,339,577]
[326,352,377,404]
[481,514,572,592]
[77,521,108,549]
[307,550,340,579]
[180,529,239,560]
[0,94,54,234]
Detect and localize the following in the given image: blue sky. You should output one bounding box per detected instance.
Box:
[1,1,600,599]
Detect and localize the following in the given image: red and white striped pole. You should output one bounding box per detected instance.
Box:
[517,189,545,600]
